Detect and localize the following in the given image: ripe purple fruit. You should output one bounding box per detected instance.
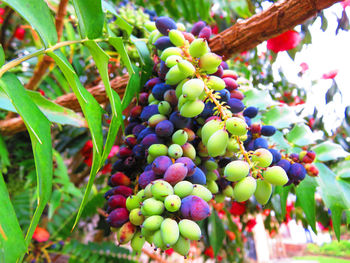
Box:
[154,36,174,50]
[180,195,210,221]
[106,208,129,228]
[155,16,177,35]
[243,106,258,118]
[155,120,174,138]
[227,98,245,113]
[261,125,276,136]
[152,156,173,175]
[164,163,188,185]
[175,157,196,176]
[191,21,206,36]
[108,195,127,210]
[139,170,157,189]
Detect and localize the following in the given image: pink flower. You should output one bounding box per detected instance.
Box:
[322,69,338,79]
[267,30,301,53]
[32,227,50,242]
[300,62,309,73]
[341,0,350,9]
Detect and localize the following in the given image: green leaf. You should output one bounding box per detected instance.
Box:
[84,40,124,164]
[47,51,104,229]
[0,45,4,67]
[333,160,350,179]
[0,73,53,249]
[274,185,292,219]
[0,172,27,262]
[72,0,104,39]
[286,123,315,146]
[102,1,133,36]
[312,141,349,162]
[315,162,348,240]
[109,37,134,75]
[243,89,275,110]
[0,134,10,174]
[296,176,317,233]
[230,0,252,18]
[268,131,291,152]
[3,0,57,47]
[262,105,304,129]
[0,87,86,127]
[121,65,141,110]
[208,210,225,257]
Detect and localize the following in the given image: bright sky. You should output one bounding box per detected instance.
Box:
[260,2,350,134]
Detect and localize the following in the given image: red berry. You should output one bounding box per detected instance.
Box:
[109,172,131,186]
[32,227,50,242]
[14,27,26,40]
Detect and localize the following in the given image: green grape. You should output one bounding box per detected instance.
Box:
[207,76,225,91]
[225,117,248,136]
[165,55,183,68]
[178,60,196,77]
[148,114,167,128]
[215,194,226,203]
[145,21,156,31]
[142,215,164,231]
[180,100,205,118]
[165,65,187,85]
[136,189,146,201]
[223,185,234,197]
[251,148,273,168]
[227,138,240,152]
[160,47,182,61]
[148,93,157,103]
[168,144,183,159]
[263,166,289,186]
[201,119,222,145]
[141,198,164,216]
[131,231,145,253]
[254,179,272,205]
[153,229,167,250]
[175,79,188,98]
[189,38,209,58]
[169,29,185,47]
[233,176,257,202]
[147,154,155,164]
[206,170,218,181]
[158,101,172,115]
[126,195,142,211]
[207,129,229,157]
[151,180,174,201]
[204,159,218,171]
[191,184,213,201]
[224,160,250,182]
[182,78,204,99]
[144,184,153,198]
[148,144,168,157]
[206,180,219,194]
[182,142,196,160]
[178,219,201,240]
[141,227,154,245]
[161,218,180,246]
[173,235,190,256]
[129,208,144,226]
[174,181,193,198]
[199,52,222,72]
[176,23,186,31]
[164,194,181,212]
[172,129,188,145]
[117,222,136,244]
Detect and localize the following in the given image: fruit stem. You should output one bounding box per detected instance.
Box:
[235,136,253,168]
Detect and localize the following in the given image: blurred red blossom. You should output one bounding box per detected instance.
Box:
[230,201,246,216]
[341,0,350,9]
[32,227,50,242]
[322,69,338,79]
[165,248,174,256]
[246,218,257,232]
[204,246,214,258]
[300,62,309,73]
[267,30,301,53]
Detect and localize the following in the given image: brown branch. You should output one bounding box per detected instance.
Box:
[0,75,129,136]
[0,0,341,135]
[25,0,69,90]
[209,0,341,59]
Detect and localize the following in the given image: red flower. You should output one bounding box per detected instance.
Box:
[322,69,338,79]
[267,30,301,53]
[204,246,214,259]
[217,255,223,261]
[14,27,26,40]
[230,201,246,216]
[263,209,271,216]
[81,140,93,157]
[226,230,236,241]
[32,227,50,242]
[246,219,257,232]
[165,248,174,256]
[300,62,309,73]
[101,163,112,174]
[0,17,3,24]
[341,0,350,9]
[38,89,46,96]
[211,25,219,35]
[0,8,5,16]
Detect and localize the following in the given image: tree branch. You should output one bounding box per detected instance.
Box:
[0,0,341,135]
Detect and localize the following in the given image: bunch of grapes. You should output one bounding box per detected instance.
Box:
[103,16,315,257]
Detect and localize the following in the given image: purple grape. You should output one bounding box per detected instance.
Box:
[227,98,245,113]
[269,149,282,164]
[261,125,276,136]
[145,77,162,90]
[139,170,157,188]
[164,163,188,185]
[217,177,230,190]
[180,195,210,221]
[140,105,159,121]
[169,111,190,129]
[152,156,173,175]
[154,36,174,50]
[243,106,258,118]
[186,167,206,185]
[141,134,163,148]
[155,120,174,138]
[108,194,126,210]
[198,26,212,41]
[223,77,238,91]
[112,159,126,173]
[106,208,129,228]
[244,116,252,126]
[155,16,177,35]
[220,61,229,70]
[276,159,291,172]
[199,101,215,118]
[105,186,133,199]
[253,137,269,149]
[132,124,146,137]
[152,83,172,101]
[137,127,154,142]
[125,122,139,135]
[132,144,146,159]
[175,157,196,176]
[191,21,206,36]
[158,61,169,80]
[217,88,230,102]
[288,163,306,184]
[164,89,178,107]
[212,65,224,77]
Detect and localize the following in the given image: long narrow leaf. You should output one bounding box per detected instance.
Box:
[0,134,10,174]
[0,73,53,249]
[0,172,26,262]
[3,0,57,47]
[109,37,134,75]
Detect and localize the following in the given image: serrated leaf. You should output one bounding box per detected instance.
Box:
[286,123,315,146]
[315,162,349,240]
[72,0,104,39]
[296,176,317,233]
[3,0,57,47]
[102,1,133,36]
[208,210,225,256]
[274,185,292,219]
[243,89,275,110]
[262,105,304,129]
[0,73,53,250]
[109,37,134,75]
[312,141,349,162]
[0,87,86,127]
[0,172,27,263]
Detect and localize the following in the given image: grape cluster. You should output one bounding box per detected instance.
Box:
[103,16,315,257]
